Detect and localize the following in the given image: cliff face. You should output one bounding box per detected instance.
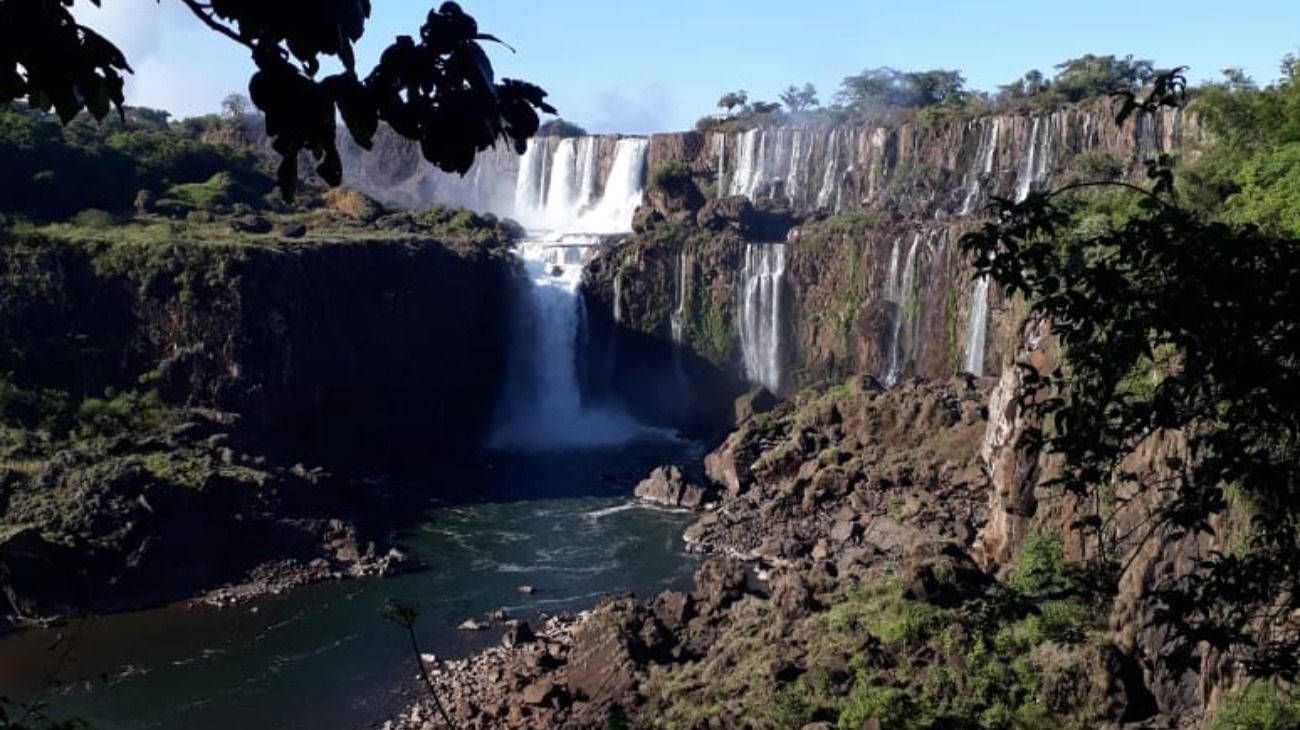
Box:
[0,234,516,469]
[584,100,1195,411]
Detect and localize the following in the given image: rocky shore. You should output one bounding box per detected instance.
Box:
[0,406,416,632]
[388,376,1089,729]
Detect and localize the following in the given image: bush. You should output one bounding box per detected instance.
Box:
[70,208,119,229]
[1212,682,1300,730]
[1010,531,1070,598]
[323,187,382,221]
[650,161,692,192]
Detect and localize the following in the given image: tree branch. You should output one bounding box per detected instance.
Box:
[176,0,252,50]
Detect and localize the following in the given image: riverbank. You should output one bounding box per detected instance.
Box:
[389,376,1026,728]
[390,373,1205,729]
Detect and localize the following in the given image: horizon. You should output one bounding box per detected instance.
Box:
[72,0,1300,133]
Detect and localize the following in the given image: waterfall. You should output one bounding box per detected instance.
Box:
[816,128,840,210]
[670,251,690,384]
[514,138,550,215]
[613,272,623,324]
[959,118,1001,215]
[489,241,655,450]
[963,273,991,376]
[739,243,787,393]
[716,132,727,196]
[512,136,648,235]
[885,234,921,386]
[729,129,761,199]
[489,136,660,450]
[670,251,688,346]
[785,130,804,207]
[574,138,649,235]
[1014,117,1041,202]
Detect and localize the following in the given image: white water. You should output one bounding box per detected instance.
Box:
[960,118,1001,215]
[816,128,840,210]
[574,138,650,235]
[963,273,990,376]
[729,129,761,199]
[489,239,659,450]
[490,136,664,450]
[885,235,922,386]
[739,243,787,393]
[670,251,690,384]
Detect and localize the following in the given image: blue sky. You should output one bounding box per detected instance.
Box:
[76,0,1300,133]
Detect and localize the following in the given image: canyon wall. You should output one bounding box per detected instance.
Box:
[584,100,1196,412]
[0,234,517,470]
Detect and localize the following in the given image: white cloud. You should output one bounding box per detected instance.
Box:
[71,0,239,116]
[72,0,192,63]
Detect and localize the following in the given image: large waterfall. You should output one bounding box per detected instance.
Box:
[489,136,662,449]
[739,243,788,393]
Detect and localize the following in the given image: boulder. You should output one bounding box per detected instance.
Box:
[734,388,779,425]
[634,466,686,507]
[704,442,746,495]
[521,678,559,706]
[692,558,748,615]
[229,214,272,234]
[502,622,536,648]
[279,223,308,239]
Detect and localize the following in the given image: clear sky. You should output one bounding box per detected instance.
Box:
[75,0,1300,133]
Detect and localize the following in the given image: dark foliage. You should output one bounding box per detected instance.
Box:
[962,69,1300,680]
[1,1,555,198]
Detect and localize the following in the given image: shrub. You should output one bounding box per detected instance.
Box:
[1212,682,1300,730]
[70,208,119,229]
[323,187,382,221]
[1010,531,1070,598]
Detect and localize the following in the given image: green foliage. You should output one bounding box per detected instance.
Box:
[798,569,1099,730]
[962,69,1300,681]
[1222,142,1300,236]
[538,119,588,138]
[649,162,693,194]
[1211,682,1300,730]
[69,209,119,230]
[1051,54,1155,102]
[836,67,966,114]
[780,83,820,113]
[2,2,555,200]
[1009,532,1070,598]
[0,103,270,220]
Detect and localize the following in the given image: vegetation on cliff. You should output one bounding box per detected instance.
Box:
[962,63,1300,714]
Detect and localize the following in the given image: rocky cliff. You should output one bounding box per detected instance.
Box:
[582,100,1196,413]
[0,229,516,469]
[0,221,519,623]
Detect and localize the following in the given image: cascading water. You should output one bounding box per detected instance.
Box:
[885,235,921,386]
[490,136,664,450]
[670,251,690,385]
[960,118,1001,215]
[816,128,841,210]
[1014,117,1041,202]
[728,129,762,199]
[739,243,787,393]
[963,272,991,376]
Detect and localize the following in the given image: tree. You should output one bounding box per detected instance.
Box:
[779,83,819,113]
[1052,53,1155,102]
[835,67,965,112]
[537,118,587,138]
[0,1,555,198]
[749,100,781,115]
[962,69,1300,682]
[717,90,749,118]
[220,93,250,122]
